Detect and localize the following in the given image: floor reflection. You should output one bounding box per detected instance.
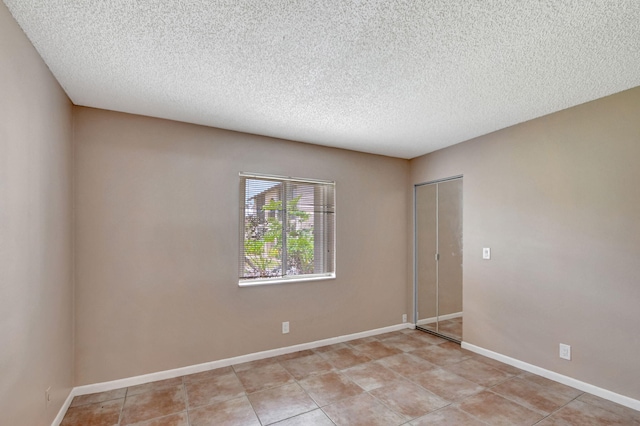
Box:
[421,317,462,341]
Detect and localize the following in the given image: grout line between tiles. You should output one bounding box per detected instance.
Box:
[530,391,585,425]
[116,387,128,426]
[452,402,495,426]
[236,363,270,426]
[181,376,192,426]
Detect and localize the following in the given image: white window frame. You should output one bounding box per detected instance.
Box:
[239,172,336,287]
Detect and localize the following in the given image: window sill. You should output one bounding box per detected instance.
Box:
[239,273,336,287]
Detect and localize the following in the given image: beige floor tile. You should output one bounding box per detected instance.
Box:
[270,408,334,425]
[274,349,316,362]
[319,346,372,370]
[183,366,234,384]
[470,355,523,376]
[369,379,449,421]
[280,353,334,380]
[185,371,245,408]
[410,342,472,366]
[377,352,437,378]
[518,372,583,401]
[247,382,318,425]
[491,376,575,415]
[458,390,544,425]
[126,411,188,426]
[188,396,260,426]
[412,367,484,402]
[232,357,281,373]
[127,377,184,397]
[298,371,364,406]
[235,362,295,393]
[442,357,513,387]
[410,406,486,425]
[411,330,449,345]
[70,388,127,407]
[346,336,378,346]
[342,361,400,391]
[62,337,640,426]
[323,393,405,426]
[61,398,123,426]
[440,341,475,355]
[313,342,349,353]
[538,399,632,426]
[348,340,402,360]
[379,333,431,352]
[375,331,405,341]
[577,392,640,423]
[120,386,186,425]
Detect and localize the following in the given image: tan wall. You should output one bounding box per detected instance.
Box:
[73,107,409,385]
[410,86,640,400]
[0,3,74,425]
[5,0,637,404]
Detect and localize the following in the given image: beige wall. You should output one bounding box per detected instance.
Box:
[3,0,638,408]
[410,86,640,401]
[73,107,409,385]
[0,3,74,425]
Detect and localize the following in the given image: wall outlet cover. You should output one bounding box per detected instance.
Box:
[559,343,571,360]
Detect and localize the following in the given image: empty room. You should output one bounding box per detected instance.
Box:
[1,1,639,425]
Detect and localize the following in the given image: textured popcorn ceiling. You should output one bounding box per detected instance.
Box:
[4,1,640,159]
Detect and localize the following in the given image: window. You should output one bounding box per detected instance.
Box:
[239,173,335,285]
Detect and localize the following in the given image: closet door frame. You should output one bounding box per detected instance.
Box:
[413,175,463,343]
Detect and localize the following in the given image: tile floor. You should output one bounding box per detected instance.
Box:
[61,329,640,425]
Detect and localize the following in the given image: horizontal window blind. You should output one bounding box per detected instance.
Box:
[239,174,335,283]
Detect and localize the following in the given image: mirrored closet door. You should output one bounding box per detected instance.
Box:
[415,177,463,342]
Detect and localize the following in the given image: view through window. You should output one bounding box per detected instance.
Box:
[239,173,335,285]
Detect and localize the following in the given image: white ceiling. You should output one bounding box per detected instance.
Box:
[5,1,640,159]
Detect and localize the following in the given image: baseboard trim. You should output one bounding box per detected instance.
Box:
[462,342,640,412]
[416,311,462,326]
[51,389,76,426]
[53,322,412,425]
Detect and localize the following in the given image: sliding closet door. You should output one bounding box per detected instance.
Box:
[415,184,437,328]
[415,177,463,342]
[436,178,463,340]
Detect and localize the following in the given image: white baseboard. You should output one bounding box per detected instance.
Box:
[416,311,462,326]
[51,389,76,426]
[462,342,640,412]
[52,322,412,425]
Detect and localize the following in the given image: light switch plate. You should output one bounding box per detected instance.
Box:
[483,247,491,260]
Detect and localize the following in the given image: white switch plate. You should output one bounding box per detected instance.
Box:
[559,343,571,360]
[483,247,491,259]
[282,321,289,334]
[45,386,51,408]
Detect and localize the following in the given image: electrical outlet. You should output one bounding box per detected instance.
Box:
[45,386,51,408]
[402,314,407,323]
[559,343,571,360]
[483,247,491,259]
[282,321,289,334]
